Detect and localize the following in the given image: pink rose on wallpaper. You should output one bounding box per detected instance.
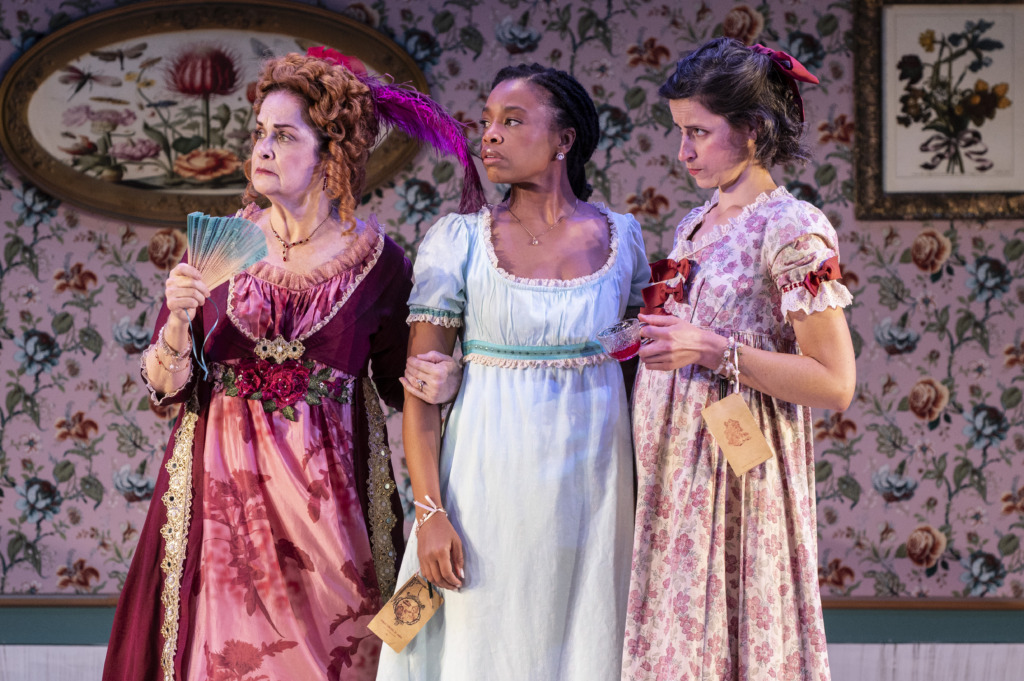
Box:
[907,377,949,422]
[905,526,947,568]
[910,228,952,273]
[720,5,764,45]
[147,228,187,270]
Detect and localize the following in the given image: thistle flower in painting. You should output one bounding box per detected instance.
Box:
[166,45,240,97]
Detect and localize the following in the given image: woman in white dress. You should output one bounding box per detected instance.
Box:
[377,64,649,681]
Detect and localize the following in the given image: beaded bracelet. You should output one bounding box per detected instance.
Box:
[158,324,191,359]
[714,336,744,387]
[149,344,191,374]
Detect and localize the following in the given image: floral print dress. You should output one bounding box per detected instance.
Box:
[622,187,852,681]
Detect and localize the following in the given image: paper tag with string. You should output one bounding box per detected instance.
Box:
[701,340,774,476]
[368,573,444,653]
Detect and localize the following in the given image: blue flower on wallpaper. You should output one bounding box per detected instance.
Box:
[16,478,64,523]
[401,28,442,70]
[966,256,1011,302]
[12,184,60,227]
[112,316,151,354]
[874,317,920,356]
[871,464,918,502]
[782,31,826,70]
[596,105,633,150]
[962,404,1009,449]
[787,181,822,208]
[395,179,442,225]
[960,550,1006,596]
[112,465,156,503]
[495,15,541,55]
[14,330,62,375]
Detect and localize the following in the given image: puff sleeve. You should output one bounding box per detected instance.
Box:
[621,213,651,308]
[406,212,471,328]
[763,198,853,317]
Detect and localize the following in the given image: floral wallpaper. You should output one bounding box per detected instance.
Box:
[0,0,1021,601]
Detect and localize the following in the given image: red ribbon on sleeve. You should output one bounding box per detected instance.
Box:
[800,255,841,296]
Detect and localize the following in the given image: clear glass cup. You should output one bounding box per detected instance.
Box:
[596,318,647,361]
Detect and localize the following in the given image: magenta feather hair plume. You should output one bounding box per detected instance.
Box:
[306,47,485,214]
[367,84,485,214]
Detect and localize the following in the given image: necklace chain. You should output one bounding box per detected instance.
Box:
[269,213,331,262]
[504,198,579,246]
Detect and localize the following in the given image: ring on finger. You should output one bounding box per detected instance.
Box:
[417,379,426,391]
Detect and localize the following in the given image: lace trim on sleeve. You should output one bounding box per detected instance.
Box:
[407,307,463,327]
[781,280,853,316]
[139,345,192,406]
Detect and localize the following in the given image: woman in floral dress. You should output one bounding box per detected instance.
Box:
[377,64,649,681]
[623,39,856,680]
[102,49,479,681]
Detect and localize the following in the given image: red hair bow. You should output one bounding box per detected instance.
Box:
[748,44,819,122]
[306,46,367,76]
[801,255,841,296]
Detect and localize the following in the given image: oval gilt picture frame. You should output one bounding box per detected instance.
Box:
[0,0,429,226]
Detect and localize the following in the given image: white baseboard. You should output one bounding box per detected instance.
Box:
[829,643,1024,681]
[2,643,1024,681]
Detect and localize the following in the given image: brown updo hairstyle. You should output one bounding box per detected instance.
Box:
[659,37,810,167]
[242,53,378,224]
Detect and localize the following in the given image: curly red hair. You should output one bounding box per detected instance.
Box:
[242,53,378,224]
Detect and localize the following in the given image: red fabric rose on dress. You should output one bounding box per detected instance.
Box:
[262,361,310,406]
[233,358,265,397]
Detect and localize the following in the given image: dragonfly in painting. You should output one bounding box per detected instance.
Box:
[58,65,122,100]
[89,42,148,70]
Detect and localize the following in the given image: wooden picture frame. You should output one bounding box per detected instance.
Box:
[0,0,428,226]
[852,0,1024,220]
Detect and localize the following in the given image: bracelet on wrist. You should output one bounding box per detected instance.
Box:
[714,336,743,384]
[413,495,448,536]
[150,345,191,374]
[159,324,191,359]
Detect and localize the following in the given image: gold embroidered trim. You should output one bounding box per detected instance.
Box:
[158,391,199,681]
[254,335,306,363]
[362,377,398,600]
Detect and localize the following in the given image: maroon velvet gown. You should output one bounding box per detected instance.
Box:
[102,217,410,681]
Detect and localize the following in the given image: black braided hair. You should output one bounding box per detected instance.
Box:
[659,37,810,167]
[492,64,600,201]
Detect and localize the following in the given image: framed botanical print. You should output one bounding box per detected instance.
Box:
[853,0,1024,220]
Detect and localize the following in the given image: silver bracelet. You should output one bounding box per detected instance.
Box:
[158,324,192,359]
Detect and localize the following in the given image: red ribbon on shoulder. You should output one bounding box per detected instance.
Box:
[306,46,367,76]
[801,255,841,296]
[642,258,694,314]
[748,44,819,122]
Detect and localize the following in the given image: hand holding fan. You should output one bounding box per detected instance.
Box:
[186,211,268,289]
[185,211,268,378]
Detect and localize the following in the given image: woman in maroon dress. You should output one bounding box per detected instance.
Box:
[102,49,480,681]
